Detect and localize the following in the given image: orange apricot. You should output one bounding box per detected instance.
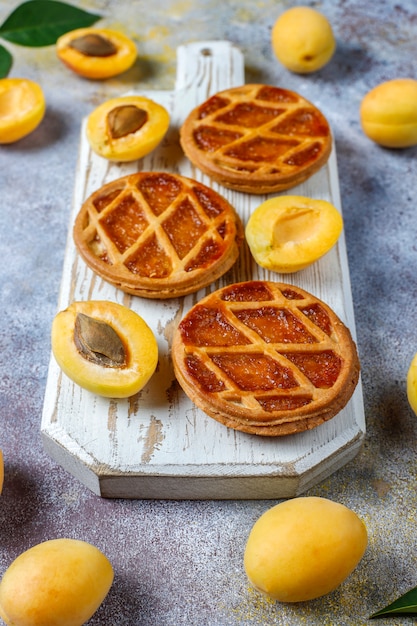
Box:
[56,27,137,79]
[86,95,170,161]
[245,195,343,273]
[51,300,158,398]
[0,78,45,144]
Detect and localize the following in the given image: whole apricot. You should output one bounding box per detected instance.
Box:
[86,95,170,161]
[51,300,158,398]
[271,7,336,74]
[407,352,417,415]
[244,496,367,602]
[245,195,343,273]
[360,78,417,148]
[0,78,45,144]
[56,28,137,79]
[0,538,113,626]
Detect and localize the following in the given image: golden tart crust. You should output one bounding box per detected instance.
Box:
[73,171,243,299]
[180,84,332,194]
[172,281,360,436]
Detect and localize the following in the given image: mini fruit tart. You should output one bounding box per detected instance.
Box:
[51,300,158,398]
[56,27,137,79]
[245,195,343,273]
[86,95,170,161]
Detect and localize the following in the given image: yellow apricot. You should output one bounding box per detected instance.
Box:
[271,7,336,74]
[0,78,45,144]
[0,538,113,626]
[56,28,137,79]
[245,195,343,273]
[51,300,158,398]
[360,78,417,148]
[0,449,3,495]
[244,497,367,603]
[407,352,417,416]
[86,95,170,161]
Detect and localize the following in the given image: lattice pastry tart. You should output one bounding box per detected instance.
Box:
[73,172,243,299]
[172,281,360,436]
[180,84,332,194]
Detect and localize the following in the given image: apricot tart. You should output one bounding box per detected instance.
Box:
[172,281,360,436]
[51,300,158,398]
[180,84,332,194]
[73,172,243,299]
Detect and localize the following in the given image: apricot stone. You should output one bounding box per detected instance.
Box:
[360,78,417,148]
[51,300,158,398]
[86,95,170,161]
[244,497,367,602]
[0,538,113,626]
[245,195,343,273]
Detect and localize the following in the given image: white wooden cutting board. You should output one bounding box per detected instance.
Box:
[41,41,365,499]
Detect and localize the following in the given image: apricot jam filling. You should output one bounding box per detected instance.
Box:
[232,307,318,344]
[215,102,285,127]
[210,353,299,391]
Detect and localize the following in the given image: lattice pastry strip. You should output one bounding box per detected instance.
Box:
[180,84,332,194]
[172,281,360,436]
[73,172,244,299]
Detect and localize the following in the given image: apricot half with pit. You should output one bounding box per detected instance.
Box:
[244,497,368,602]
[86,95,170,161]
[0,538,113,626]
[360,78,417,148]
[245,195,343,273]
[0,78,45,144]
[56,27,137,79]
[51,300,158,398]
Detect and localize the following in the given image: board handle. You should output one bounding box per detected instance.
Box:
[175,40,245,101]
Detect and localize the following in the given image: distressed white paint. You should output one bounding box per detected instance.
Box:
[41,41,365,499]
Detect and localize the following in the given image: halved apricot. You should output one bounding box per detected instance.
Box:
[56,28,137,79]
[86,95,170,161]
[245,195,343,273]
[0,78,45,144]
[51,301,158,398]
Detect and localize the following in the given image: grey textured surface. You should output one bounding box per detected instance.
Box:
[1,1,417,624]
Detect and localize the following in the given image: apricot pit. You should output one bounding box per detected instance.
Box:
[86,95,170,161]
[245,195,343,273]
[56,27,137,79]
[51,300,158,398]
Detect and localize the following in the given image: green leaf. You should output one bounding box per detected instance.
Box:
[0,43,13,77]
[370,585,417,618]
[0,0,101,47]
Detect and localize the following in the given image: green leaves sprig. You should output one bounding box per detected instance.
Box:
[0,0,101,77]
[370,585,417,618]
